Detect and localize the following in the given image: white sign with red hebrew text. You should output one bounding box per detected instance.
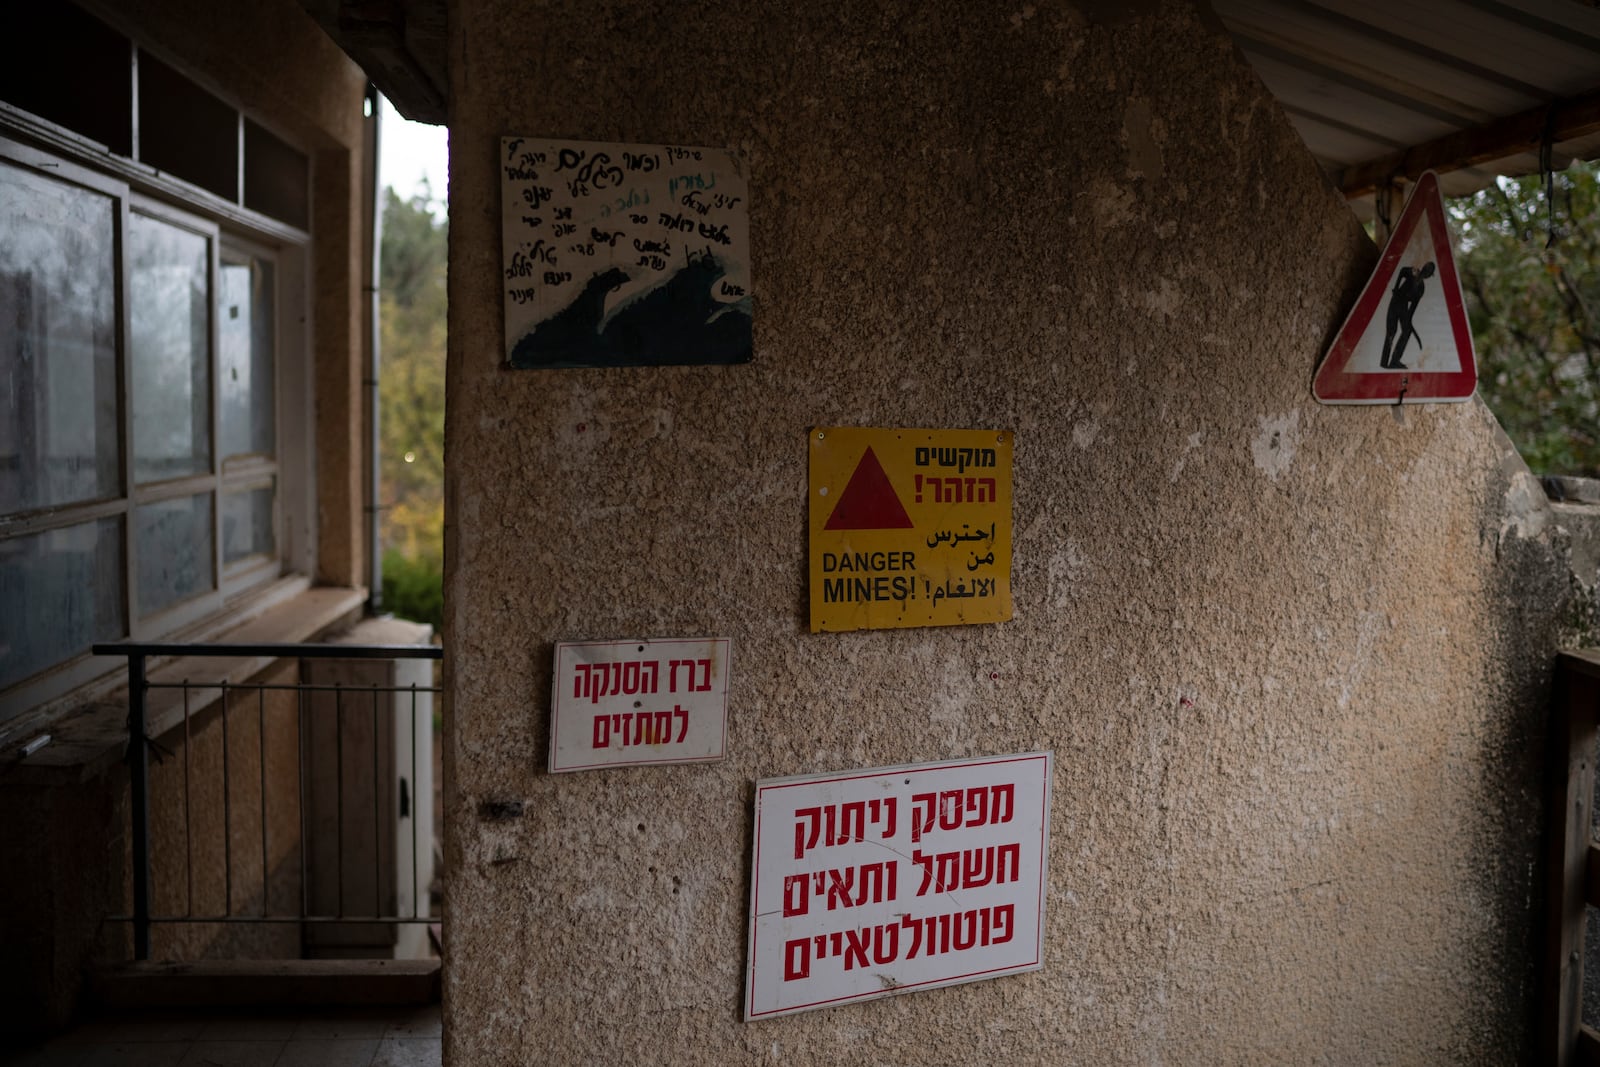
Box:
[548,637,731,772]
[745,752,1052,1019]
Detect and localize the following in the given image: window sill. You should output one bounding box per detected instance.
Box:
[1,581,367,783]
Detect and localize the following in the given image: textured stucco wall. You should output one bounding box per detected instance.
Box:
[442,1,1598,1063]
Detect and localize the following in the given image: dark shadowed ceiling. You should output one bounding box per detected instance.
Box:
[304,0,1600,212]
[1214,0,1600,214]
[300,0,448,125]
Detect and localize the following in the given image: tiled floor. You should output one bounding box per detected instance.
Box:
[6,1004,442,1067]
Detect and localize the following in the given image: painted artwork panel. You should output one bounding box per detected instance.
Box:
[808,427,1014,632]
[549,637,731,772]
[745,752,1052,1020]
[501,138,751,368]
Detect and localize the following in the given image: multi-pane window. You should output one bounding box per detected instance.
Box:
[0,140,287,710]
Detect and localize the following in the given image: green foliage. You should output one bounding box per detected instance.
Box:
[383,181,448,309]
[379,184,447,623]
[1451,163,1600,477]
[382,548,444,632]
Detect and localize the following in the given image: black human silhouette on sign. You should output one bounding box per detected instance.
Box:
[1381,261,1435,369]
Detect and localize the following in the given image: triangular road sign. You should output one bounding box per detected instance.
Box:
[824,446,915,530]
[1313,171,1477,405]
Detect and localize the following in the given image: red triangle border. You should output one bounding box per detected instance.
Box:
[1312,171,1477,405]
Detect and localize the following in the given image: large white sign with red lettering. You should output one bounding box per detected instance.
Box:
[548,637,731,772]
[745,752,1052,1019]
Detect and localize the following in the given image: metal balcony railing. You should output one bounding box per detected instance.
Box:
[93,641,443,962]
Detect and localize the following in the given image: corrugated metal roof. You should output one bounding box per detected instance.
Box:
[1214,0,1600,213]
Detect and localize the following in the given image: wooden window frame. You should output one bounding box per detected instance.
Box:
[0,127,310,724]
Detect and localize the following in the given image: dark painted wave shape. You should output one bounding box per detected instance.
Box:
[509,256,752,369]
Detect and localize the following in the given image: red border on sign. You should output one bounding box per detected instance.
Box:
[1312,171,1477,404]
[745,753,1051,1019]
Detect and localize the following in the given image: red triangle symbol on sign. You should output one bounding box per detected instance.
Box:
[1312,170,1477,405]
[824,447,915,530]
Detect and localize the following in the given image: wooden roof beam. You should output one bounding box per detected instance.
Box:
[1338,88,1600,198]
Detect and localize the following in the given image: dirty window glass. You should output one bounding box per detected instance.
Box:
[130,213,211,485]
[0,518,124,690]
[222,483,274,564]
[135,492,214,616]
[0,159,120,514]
[219,256,274,461]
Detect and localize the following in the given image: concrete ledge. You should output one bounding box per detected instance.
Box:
[1546,476,1600,505]
[3,583,368,780]
[92,959,440,1009]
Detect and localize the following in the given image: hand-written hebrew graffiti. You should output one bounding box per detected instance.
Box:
[747,753,1051,1019]
[550,638,731,772]
[500,137,752,369]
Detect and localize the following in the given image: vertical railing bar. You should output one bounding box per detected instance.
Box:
[128,653,152,961]
[373,684,382,920]
[297,680,308,921]
[419,684,425,927]
[258,684,269,917]
[220,680,232,916]
[183,682,193,919]
[335,683,344,919]
[103,649,440,942]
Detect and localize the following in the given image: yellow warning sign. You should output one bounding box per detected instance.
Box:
[809,427,1013,633]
